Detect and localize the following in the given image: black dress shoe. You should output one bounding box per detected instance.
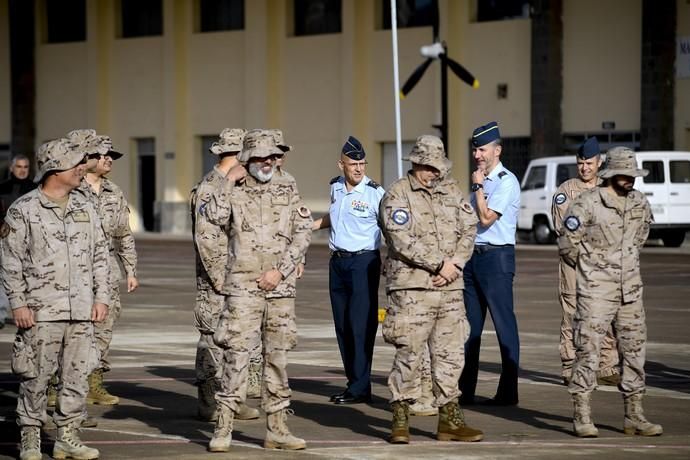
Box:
[329,391,347,402]
[333,392,371,405]
[482,397,518,407]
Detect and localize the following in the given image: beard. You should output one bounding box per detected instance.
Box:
[248,161,275,183]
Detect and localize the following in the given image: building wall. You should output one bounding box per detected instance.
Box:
[562,0,642,133]
[3,0,688,232]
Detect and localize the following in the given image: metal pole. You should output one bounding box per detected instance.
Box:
[390,0,404,178]
[441,43,449,157]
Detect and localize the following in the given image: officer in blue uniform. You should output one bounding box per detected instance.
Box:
[313,136,385,404]
[459,121,521,406]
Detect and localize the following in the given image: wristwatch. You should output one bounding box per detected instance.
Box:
[471,183,483,192]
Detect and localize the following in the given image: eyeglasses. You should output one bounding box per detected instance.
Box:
[87,153,105,160]
[341,161,368,168]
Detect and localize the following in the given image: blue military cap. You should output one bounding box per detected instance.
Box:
[471,121,500,147]
[342,136,365,160]
[577,137,600,159]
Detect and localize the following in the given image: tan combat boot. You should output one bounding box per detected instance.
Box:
[572,393,598,437]
[246,361,263,399]
[623,393,663,436]
[389,401,410,444]
[197,379,219,422]
[437,399,484,442]
[264,408,306,450]
[208,406,234,452]
[19,426,41,460]
[86,369,119,405]
[53,423,99,459]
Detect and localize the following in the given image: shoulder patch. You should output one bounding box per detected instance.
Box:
[329,176,341,185]
[498,171,507,179]
[366,180,381,189]
[554,193,567,206]
[298,206,312,218]
[564,216,580,232]
[391,209,409,225]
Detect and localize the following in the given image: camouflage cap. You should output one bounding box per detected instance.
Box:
[98,135,124,160]
[209,128,246,155]
[35,138,85,182]
[238,129,283,162]
[405,135,452,175]
[269,129,292,153]
[598,146,649,179]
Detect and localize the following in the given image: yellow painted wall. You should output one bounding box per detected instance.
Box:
[676,0,690,150]
[562,0,641,132]
[0,0,10,145]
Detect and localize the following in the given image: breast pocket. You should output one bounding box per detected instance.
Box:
[586,223,611,249]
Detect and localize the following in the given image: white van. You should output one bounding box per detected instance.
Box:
[518,151,690,246]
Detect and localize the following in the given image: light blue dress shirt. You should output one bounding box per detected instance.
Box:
[328,175,385,252]
[471,162,520,245]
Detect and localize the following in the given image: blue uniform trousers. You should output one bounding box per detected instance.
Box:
[460,245,520,402]
[329,250,381,397]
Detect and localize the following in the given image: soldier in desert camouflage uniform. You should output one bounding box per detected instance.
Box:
[379,135,483,444]
[189,128,259,422]
[551,137,619,386]
[81,134,139,406]
[560,147,662,438]
[1,138,109,460]
[204,129,312,452]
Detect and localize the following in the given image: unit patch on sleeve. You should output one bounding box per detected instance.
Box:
[554,193,567,205]
[564,216,580,231]
[391,209,410,225]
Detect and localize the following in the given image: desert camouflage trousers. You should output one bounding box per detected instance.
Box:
[559,260,619,380]
[214,295,297,414]
[383,289,468,406]
[569,296,646,397]
[194,282,262,384]
[15,321,99,427]
[94,284,121,372]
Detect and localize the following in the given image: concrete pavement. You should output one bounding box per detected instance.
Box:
[1,239,689,459]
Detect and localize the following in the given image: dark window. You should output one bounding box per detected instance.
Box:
[476,0,530,22]
[642,161,664,184]
[521,165,546,191]
[382,0,435,29]
[201,135,216,175]
[200,0,244,32]
[294,0,341,36]
[670,161,690,184]
[556,163,577,187]
[45,0,86,43]
[121,0,163,38]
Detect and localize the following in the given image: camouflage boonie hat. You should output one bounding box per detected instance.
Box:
[36,138,85,182]
[269,129,292,153]
[238,129,283,162]
[598,147,649,179]
[209,128,246,155]
[405,135,452,175]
